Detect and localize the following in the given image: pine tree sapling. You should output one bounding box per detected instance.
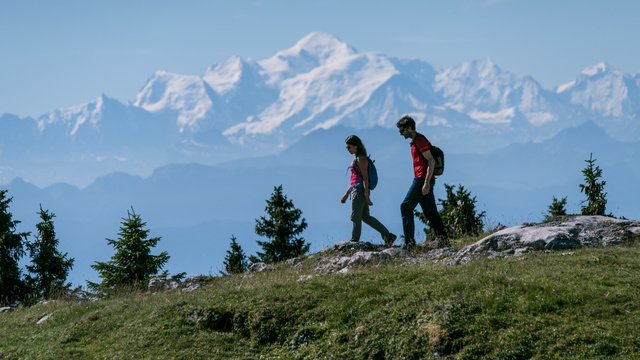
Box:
[417,184,485,240]
[544,196,568,222]
[25,205,74,301]
[89,208,169,292]
[0,189,29,306]
[252,185,309,264]
[579,153,607,216]
[223,235,248,275]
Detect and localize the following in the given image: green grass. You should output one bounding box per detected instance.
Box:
[2,243,640,359]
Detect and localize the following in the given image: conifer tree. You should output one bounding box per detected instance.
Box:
[417,183,485,239]
[88,208,169,291]
[222,235,248,275]
[251,185,309,264]
[579,153,607,216]
[0,189,29,305]
[25,205,74,300]
[544,196,568,222]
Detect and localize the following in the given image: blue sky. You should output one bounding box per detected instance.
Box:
[1,0,638,117]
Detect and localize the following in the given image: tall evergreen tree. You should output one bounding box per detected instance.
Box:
[251,185,309,264]
[88,208,169,291]
[25,205,74,300]
[0,189,29,305]
[222,235,248,275]
[579,153,607,216]
[544,196,568,222]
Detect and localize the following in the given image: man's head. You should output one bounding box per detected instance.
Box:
[397,115,416,139]
[396,115,416,130]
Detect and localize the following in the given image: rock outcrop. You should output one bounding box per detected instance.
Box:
[451,216,640,264]
[297,216,640,274]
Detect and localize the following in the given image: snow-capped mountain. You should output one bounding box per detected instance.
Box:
[556,62,640,140]
[258,31,359,84]
[434,58,565,127]
[2,31,640,186]
[133,71,218,132]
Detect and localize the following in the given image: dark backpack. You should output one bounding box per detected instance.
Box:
[352,156,378,190]
[430,146,445,176]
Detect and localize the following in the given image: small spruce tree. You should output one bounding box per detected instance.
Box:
[88,208,169,292]
[417,183,485,239]
[544,196,568,222]
[579,153,607,216]
[222,235,248,275]
[251,185,309,264]
[0,189,29,305]
[25,205,74,301]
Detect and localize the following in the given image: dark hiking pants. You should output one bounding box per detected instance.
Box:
[400,177,446,244]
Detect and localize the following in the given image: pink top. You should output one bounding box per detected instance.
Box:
[349,158,363,187]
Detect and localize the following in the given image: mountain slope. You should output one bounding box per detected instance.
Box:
[2,238,640,358]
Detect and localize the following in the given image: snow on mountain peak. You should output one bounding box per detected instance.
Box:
[457,58,501,78]
[556,63,616,94]
[561,62,631,118]
[291,32,356,61]
[134,70,213,130]
[224,51,398,140]
[581,62,612,77]
[258,32,357,83]
[38,94,105,132]
[203,56,261,94]
[434,58,557,126]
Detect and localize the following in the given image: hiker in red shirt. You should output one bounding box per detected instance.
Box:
[340,135,396,246]
[396,115,449,248]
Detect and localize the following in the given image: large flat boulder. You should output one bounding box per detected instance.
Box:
[452,216,640,264]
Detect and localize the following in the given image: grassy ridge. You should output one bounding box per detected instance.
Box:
[1,243,640,359]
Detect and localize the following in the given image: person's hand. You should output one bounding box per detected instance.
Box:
[340,193,348,203]
[365,195,373,206]
[422,183,431,195]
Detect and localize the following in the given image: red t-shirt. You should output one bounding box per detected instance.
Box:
[410,133,432,178]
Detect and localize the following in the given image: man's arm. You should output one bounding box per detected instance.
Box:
[421,150,435,195]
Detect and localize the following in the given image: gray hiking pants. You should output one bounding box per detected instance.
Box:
[350,187,390,242]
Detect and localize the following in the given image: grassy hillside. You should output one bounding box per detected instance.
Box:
[2,241,640,359]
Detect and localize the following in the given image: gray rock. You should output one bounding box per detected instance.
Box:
[285,257,303,267]
[36,312,54,325]
[148,278,181,293]
[249,262,275,273]
[452,216,640,264]
[0,307,12,313]
[181,284,202,293]
[381,247,408,258]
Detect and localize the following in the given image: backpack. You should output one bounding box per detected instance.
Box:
[352,156,378,190]
[430,146,445,176]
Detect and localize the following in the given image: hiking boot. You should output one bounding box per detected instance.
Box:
[383,233,397,247]
[402,239,416,250]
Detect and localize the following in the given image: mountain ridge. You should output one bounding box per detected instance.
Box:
[2,31,640,187]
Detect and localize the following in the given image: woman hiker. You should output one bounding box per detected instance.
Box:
[340,135,397,246]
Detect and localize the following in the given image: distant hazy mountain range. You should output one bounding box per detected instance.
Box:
[5,122,639,285]
[2,32,639,186]
[2,32,639,285]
